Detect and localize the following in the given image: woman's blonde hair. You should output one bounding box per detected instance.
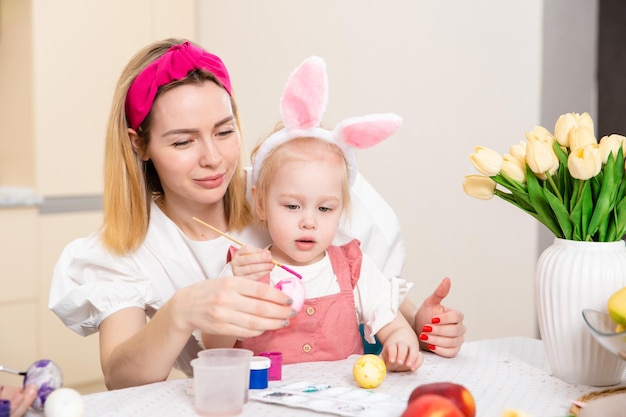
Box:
[101,38,251,254]
[250,132,351,223]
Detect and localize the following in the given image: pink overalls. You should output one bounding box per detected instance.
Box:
[236,240,364,364]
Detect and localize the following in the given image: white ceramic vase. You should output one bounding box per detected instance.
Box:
[536,238,626,386]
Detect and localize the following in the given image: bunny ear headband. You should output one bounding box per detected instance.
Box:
[251,56,402,187]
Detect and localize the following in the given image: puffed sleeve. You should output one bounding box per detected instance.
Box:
[335,172,410,298]
[48,233,160,337]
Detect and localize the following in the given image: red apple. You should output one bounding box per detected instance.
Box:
[401,394,465,417]
[408,382,476,417]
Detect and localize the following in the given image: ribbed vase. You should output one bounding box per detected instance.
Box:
[536,238,626,386]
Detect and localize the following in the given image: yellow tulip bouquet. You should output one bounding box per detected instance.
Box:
[463,112,626,242]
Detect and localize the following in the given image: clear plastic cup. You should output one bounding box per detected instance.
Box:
[192,348,253,416]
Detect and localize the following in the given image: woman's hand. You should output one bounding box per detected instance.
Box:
[178,276,296,338]
[100,276,296,389]
[0,384,38,417]
[414,277,466,358]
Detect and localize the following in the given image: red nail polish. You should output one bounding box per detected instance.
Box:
[422,325,432,333]
[428,344,436,350]
[419,333,429,341]
[431,317,441,324]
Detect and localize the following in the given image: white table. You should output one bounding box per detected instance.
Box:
[72,337,622,417]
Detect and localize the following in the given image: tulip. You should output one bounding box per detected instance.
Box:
[469,146,503,176]
[568,144,602,180]
[568,125,597,151]
[579,112,595,130]
[463,175,496,200]
[554,112,595,147]
[509,140,528,162]
[501,153,526,184]
[525,126,553,144]
[554,113,576,147]
[526,139,559,179]
[599,134,626,163]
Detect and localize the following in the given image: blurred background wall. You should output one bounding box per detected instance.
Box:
[0,0,597,392]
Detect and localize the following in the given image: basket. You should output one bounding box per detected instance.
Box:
[569,386,626,416]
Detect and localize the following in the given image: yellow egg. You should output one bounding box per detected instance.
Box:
[608,286,626,326]
[352,354,386,389]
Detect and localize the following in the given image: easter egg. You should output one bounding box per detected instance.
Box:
[275,276,305,311]
[353,354,386,388]
[44,387,84,417]
[23,359,64,411]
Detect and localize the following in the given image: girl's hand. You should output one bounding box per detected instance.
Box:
[379,327,423,372]
[376,313,422,372]
[230,245,274,280]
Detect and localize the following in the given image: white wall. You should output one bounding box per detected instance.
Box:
[199,1,550,341]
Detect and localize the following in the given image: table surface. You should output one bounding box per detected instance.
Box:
[52,337,625,417]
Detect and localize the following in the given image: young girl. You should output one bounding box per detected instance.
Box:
[202,56,422,371]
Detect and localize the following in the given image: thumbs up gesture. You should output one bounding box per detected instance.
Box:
[414,277,466,358]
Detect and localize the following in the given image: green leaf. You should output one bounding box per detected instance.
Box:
[581,181,593,240]
[526,165,563,237]
[614,195,626,238]
[587,154,618,239]
[544,187,573,239]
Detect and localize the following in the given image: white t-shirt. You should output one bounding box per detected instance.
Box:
[48,171,407,374]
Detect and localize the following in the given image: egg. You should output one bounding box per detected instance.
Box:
[23,359,64,411]
[274,276,305,311]
[44,387,84,417]
[353,354,386,388]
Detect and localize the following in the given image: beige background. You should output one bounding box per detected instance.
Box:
[0,0,597,391]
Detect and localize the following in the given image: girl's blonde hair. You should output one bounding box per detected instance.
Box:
[250,133,351,222]
[102,38,251,254]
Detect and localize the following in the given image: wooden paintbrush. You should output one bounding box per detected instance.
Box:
[192,216,302,279]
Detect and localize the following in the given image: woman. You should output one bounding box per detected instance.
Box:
[49,39,464,390]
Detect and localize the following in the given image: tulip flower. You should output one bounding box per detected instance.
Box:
[525,139,559,179]
[469,146,503,176]
[462,175,496,200]
[501,154,526,184]
[599,134,626,163]
[568,144,602,180]
[525,126,553,144]
[554,112,594,147]
[465,112,626,242]
[568,125,597,151]
[509,140,527,162]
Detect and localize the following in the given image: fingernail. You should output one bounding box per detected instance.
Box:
[282,320,290,327]
[285,298,293,305]
[431,317,441,324]
[428,344,436,351]
[289,310,298,318]
[419,333,429,341]
[422,325,432,333]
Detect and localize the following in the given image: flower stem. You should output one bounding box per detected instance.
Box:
[546,174,563,202]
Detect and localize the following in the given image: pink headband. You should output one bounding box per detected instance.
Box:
[125,41,232,130]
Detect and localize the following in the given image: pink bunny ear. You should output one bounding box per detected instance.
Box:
[335,114,403,148]
[280,56,328,130]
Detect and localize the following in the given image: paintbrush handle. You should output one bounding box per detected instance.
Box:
[192,217,246,246]
[192,216,302,279]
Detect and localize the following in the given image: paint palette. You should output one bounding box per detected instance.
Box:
[249,381,405,417]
